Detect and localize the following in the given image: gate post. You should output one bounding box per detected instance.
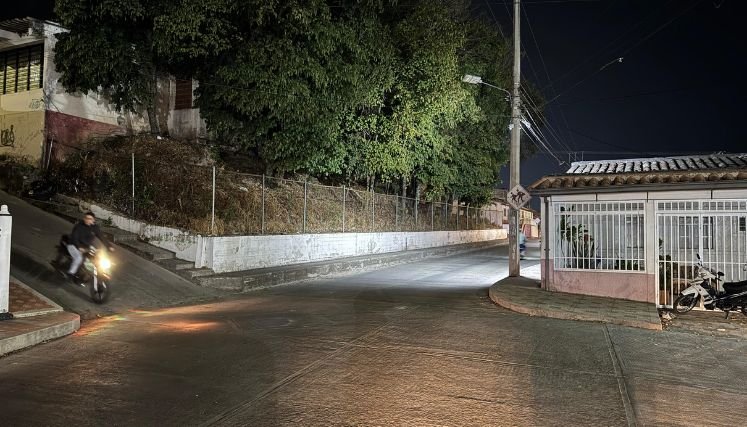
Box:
[0,205,12,316]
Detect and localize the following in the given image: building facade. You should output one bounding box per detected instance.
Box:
[0,18,206,166]
[530,154,747,306]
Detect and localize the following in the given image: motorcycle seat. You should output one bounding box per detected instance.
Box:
[723,280,747,294]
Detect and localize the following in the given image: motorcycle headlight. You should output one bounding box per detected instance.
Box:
[99,257,112,271]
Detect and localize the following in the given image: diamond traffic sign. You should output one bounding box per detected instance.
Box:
[507,184,530,210]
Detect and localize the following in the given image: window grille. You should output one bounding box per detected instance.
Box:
[174,79,193,110]
[656,200,747,308]
[554,202,645,271]
[0,44,43,94]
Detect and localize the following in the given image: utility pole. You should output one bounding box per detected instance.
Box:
[509,0,522,277]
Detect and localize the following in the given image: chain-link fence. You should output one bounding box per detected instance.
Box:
[58,152,506,236]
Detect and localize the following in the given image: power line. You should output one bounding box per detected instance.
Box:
[544,0,704,106]
[520,5,578,152]
[616,0,705,58]
[520,118,565,165]
[497,0,604,4]
[557,83,724,106]
[519,86,573,155]
[540,0,675,91]
[520,90,571,158]
[483,0,506,40]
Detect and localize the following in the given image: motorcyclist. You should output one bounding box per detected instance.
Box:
[66,211,113,280]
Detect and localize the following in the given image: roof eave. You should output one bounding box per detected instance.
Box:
[530,180,747,197]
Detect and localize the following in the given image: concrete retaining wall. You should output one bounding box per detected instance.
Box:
[61,197,201,262]
[200,229,507,273]
[68,197,506,273]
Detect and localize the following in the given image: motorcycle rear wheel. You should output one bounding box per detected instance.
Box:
[673,294,698,314]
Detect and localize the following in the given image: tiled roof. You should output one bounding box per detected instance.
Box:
[566,153,747,174]
[530,153,747,195]
[0,18,34,36]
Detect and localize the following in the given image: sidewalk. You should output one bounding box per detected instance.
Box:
[1,277,80,356]
[489,272,662,331]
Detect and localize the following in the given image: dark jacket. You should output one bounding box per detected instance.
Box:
[69,221,106,249]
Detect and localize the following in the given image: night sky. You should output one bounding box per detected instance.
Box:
[4,1,746,198]
[485,0,747,194]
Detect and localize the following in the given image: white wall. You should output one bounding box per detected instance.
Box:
[68,199,200,262]
[200,229,507,273]
[71,197,506,273]
[42,23,152,133]
[166,78,208,140]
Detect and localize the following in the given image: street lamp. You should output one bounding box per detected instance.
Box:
[461,74,512,100]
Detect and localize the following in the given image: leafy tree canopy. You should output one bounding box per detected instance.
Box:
[54,0,543,206]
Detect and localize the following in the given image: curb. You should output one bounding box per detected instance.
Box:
[488,281,662,331]
[0,311,81,357]
[1,276,80,356]
[9,276,64,318]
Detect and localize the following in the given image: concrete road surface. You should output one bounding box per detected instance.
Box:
[1,191,223,319]
[1,244,745,426]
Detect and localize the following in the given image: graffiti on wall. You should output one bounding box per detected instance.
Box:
[0,125,14,148]
[28,98,44,110]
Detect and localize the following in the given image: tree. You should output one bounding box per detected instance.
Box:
[54,0,169,134]
[164,0,395,175]
[54,0,541,207]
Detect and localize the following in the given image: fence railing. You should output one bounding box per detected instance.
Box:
[60,152,506,236]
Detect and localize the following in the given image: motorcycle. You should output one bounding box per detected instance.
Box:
[23,177,57,201]
[52,235,113,304]
[673,254,747,318]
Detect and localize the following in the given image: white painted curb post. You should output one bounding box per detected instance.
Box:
[0,205,11,315]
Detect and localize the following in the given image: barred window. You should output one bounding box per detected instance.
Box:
[1,44,44,94]
[554,202,645,271]
[174,79,193,110]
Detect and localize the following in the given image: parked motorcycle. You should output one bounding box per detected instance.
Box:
[52,235,113,304]
[673,254,747,318]
[23,177,57,201]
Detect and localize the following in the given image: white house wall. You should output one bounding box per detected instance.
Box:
[166,78,208,140]
[545,189,747,304]
[42,25,151,134]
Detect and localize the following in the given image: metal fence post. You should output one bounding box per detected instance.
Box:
[0,205,11,315]
[342,186,346,232]
[444,203,447,230]
[303,179,308,233]
[211,166,216,235]
[131,152,135,216]
[456,201,459,230]
[431,202,434,231]
[414,196,419,230]
[445,203,449,230]
[395,195,399,230]
[261,174,266,234]
[466,204,470,229]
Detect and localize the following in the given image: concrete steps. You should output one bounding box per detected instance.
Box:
[157,258,195,271]
[101,226,138,244]
[38,197,218,285]
[117,240,176,262]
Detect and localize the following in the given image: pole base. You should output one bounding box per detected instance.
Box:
[0,312,14,321]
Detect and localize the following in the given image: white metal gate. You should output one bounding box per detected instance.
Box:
[656,200,747,308]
